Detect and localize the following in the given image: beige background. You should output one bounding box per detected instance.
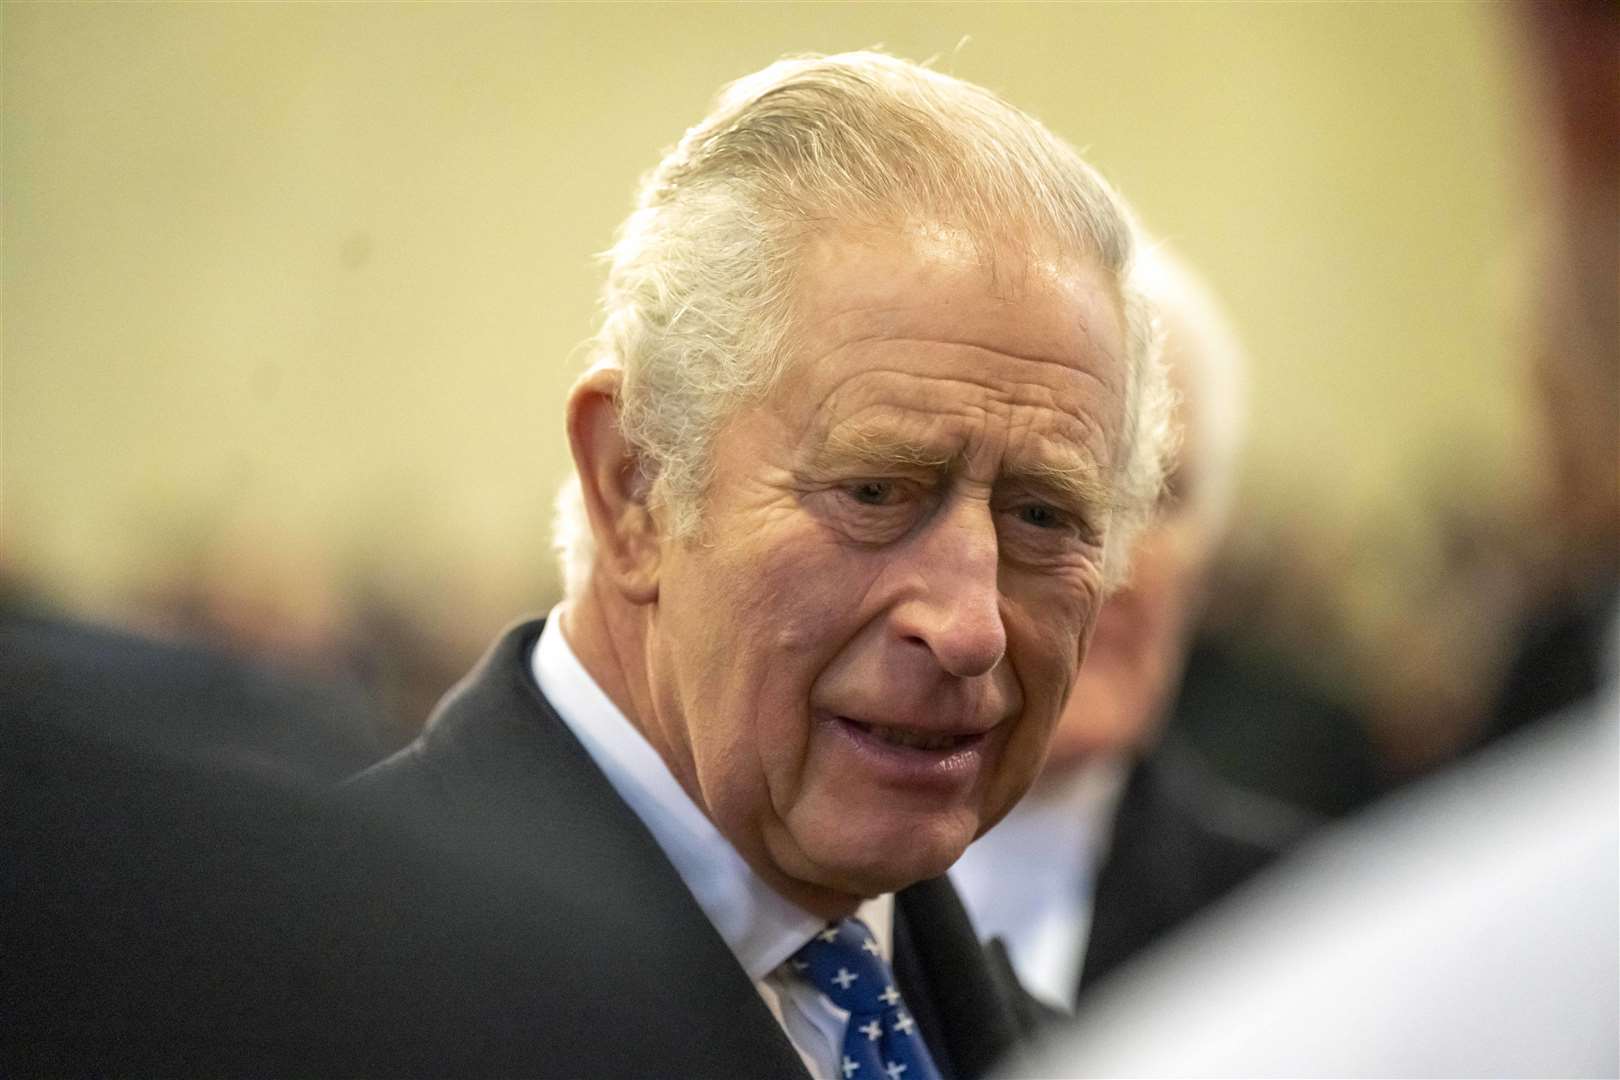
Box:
[4,2,1532,652]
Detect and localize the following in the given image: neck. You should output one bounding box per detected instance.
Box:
[558,584,649,733]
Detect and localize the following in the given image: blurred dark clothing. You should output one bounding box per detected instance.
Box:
[1,612,811,1076]
[1,606,387,782]
[1008,693,1619,1078]
[1079,739,1318,994]
[345,618,1044,1080]
[1171,634,1385,818]
[1487,580,1619,741]
[2,696,744,1075]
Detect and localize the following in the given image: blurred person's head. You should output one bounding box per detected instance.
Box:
[1043,247,1247,772]
[1517,0,1619,587]
[552,52,1173,916]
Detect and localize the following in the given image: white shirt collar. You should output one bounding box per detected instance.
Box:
[531,608,892,980]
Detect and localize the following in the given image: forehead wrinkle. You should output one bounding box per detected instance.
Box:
[810,360,1111,426]
[811,368,1113,469]
[806,329,1124,398]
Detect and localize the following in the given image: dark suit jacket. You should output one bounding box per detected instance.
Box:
[2,612,537,1076]
[343,618,1041,1079]
[1171,635,1383,817]
[0,606,386,782]
[1078,740,1316,994]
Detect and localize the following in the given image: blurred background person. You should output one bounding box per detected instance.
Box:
[952,245,1314,1014]
[0,565,388,785]
[1158,514,1386,820]
[1478,0,1619,747]
[1004,1,1618,1072]
[1007,665,1617,1078]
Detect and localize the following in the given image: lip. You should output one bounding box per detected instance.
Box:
[816,710,993,792]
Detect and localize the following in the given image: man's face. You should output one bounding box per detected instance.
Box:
[643,228,1129,910]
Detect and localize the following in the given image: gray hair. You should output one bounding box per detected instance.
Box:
[554,50,1173,598]
[1134,243,1249,543]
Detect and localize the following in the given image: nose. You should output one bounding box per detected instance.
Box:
[891,497,1007,678]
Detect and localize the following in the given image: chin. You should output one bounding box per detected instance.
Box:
[794,817,972,898]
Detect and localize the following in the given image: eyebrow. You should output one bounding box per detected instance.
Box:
[816,426,957,473]
[1003,457,1120,518]
[811,425,1119,517]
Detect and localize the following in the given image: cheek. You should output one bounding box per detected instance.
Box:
[1033,636,1085,729]
[727,532,883,658]
[978,626,1078,826]
[1005,614,1090,748]
[999,570,1103,746]
[1010,566,1103,665]
[686,530,884,773]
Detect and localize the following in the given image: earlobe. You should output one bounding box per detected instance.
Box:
[565,368,662,605]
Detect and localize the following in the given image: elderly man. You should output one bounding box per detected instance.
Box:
[349,52,1169,1079]
[952,248,1309,1012]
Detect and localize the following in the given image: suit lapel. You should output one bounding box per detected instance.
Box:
[395,619,811,1079]
[893,876,1032,1080]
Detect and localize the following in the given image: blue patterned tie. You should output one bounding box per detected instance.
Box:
[790,917,943,1080]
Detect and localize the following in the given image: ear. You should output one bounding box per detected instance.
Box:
[566,367,662,605]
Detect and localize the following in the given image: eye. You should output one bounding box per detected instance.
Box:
[847,480,894,506]
[1017,503,1067,530]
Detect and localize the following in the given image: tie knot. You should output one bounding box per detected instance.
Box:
[790,918,900,1015]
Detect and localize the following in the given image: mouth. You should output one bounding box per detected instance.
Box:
[817,710,995,791]
[840,717,983,753]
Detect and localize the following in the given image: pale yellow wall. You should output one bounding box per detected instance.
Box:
[3,3,1530,635]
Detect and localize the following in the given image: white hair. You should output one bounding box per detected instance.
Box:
[555,50,1173,598]
[1134,243,1249,541]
